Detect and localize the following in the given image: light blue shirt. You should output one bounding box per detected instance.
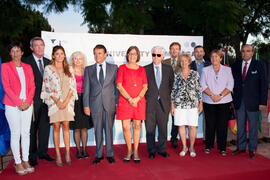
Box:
[96,61,106,81]
[153,63,162,81]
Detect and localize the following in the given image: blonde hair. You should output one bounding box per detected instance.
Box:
[69,51,87,68]
[177,53,192,68]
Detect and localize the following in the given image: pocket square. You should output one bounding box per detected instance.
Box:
[251,70,257,74]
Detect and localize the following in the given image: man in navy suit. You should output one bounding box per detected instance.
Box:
[231,44,268,159]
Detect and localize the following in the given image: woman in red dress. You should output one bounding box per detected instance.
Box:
[116,46,148,163]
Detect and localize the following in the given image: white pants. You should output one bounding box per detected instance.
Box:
[5,105,33,164]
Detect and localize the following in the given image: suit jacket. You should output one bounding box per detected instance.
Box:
[1,61,35,107]
[162,58,181,72]
[144,63,174,113]
[22,55,50,104]
[83,62,118,113]
[231,58,268,111]
[190,60,211,71]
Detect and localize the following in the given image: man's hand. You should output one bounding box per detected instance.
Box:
[259,105,267,111]
[84,107,91,116]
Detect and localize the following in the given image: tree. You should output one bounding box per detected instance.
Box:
[0,0,52,61]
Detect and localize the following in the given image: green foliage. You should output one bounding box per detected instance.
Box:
[0,0,51,61]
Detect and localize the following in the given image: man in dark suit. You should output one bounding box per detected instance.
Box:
[162,42,181,148]
[190,45,211,76]
[83,44,118,164]
[231,44,268,159]
[145,46,174,159]
[23,37,54,166]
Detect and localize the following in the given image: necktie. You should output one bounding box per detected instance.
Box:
[99,64,104,86]
[38,59,44,76]
[242,62,248,81]
[155,66,161,89]
[172,58,175,68]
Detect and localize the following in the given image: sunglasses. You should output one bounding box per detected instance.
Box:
[152,53,162,57]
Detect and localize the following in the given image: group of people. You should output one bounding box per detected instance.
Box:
[1,37,268,176]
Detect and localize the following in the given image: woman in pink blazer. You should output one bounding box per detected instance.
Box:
[1,42,35,175]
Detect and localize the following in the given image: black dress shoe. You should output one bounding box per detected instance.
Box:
[232,149,246,155]
[107,157,115,164]
[39,154,55,161]
[29,159,38,166]
[171,141,178,149]
[148,152,155,159]
[93,157,103,164]
[249,151,256,159]
[158,151,170,158]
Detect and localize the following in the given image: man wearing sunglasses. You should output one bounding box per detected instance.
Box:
[144,46,174,159]
[162,42,181,149]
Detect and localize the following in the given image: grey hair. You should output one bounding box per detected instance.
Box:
[151,46,166,57]
[30,37,45,46]
[69,51,87,68]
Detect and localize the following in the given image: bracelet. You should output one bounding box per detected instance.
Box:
[209,93,213,97]
[219,94,224,98]
[127,96,131,100]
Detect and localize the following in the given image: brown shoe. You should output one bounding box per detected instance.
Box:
[232,149,246,155]
[249,151,256,159]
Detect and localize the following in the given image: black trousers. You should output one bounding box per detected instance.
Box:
[145,100,169,153]
[170,115,178,142]
[203,102,230,151]
[29,102,50,160]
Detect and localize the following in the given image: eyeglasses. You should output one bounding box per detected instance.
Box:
[128,53,138,56]
[152,53,162,57]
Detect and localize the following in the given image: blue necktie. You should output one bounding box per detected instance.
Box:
[155,66,161,89]
[99,64,104,86]
[38,59,44,76]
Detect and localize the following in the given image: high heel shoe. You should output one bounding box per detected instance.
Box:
[14,164,27,176]
[123,152,134,162]
[179,147,188,157]
[56,156,63,167]
[65,153,72,165]
[82,149,89,158]
[22,161,35,173]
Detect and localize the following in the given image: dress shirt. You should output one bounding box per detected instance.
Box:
[195,59,205,77]
[153,63,162,81]
[32,54,44,72]
[200,65,234,104]
[96,61,106,81]
[241,58,252,74]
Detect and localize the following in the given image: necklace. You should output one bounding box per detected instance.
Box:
[126,64,138,87]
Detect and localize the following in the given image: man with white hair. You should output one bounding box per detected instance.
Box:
[144,46,174,159]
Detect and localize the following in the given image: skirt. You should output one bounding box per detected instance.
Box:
[70,93,93,130]
[174,108,198,126]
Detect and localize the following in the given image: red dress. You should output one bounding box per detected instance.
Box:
[116,64,148,120]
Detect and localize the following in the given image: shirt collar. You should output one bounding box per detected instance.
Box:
[153,62,162,69]
[242,58,252,65]
[195,59,205,65]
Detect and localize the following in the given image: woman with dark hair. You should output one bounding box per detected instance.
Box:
[41,46,77,166]
[1,42,35,175]
[116,46,148,163]
[201,49,234,156]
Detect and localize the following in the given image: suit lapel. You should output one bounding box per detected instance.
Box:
[9,61,20,81]
[104,62,111,85]
[150,63,159,90]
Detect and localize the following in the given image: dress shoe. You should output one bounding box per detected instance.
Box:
[204,149,211,154]
[220,150,227,156]
[82,150,89,158]
[232,149,246,155]
[107,157,115,164]
[134,157,140,163]
[39,154,55,161]
[158,151,170,158]
[93,157,103,164]
[148,152,155,159]
[29,159,38,166]
[249,151,256,159]
[179,147,188,157]
[171,141,178,149]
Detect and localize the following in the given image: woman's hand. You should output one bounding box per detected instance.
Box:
[171,103,175,116]
[56,100,65,109]
[129,96,140,108]
[19,102,30,111]
[198,101,203,114]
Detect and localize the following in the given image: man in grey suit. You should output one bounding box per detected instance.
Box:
[83,44,118,164]
[144,46,174,159]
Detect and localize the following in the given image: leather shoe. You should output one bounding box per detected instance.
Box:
[249,151,256,159]
[171,141,178,149]
[39,154,55,161]
[148,152,155,159]
[232,149,246,155]
[82,150,89,158]
[158,151,170,158]
[29,159,38,166]
[92,157,103,164]
[107,157,115,164]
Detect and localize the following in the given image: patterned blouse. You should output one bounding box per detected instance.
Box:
[171,70,202,109]
[40,65,78,116]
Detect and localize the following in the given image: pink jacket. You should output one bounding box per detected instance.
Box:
[1,60,35,107]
